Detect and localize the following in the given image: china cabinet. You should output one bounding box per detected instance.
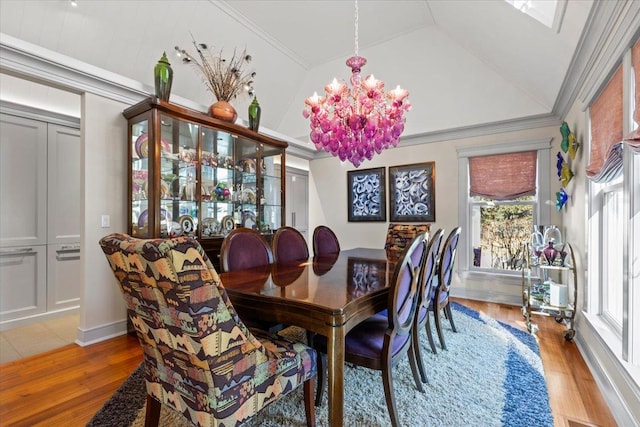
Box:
[123,97,286,270]
[521,240,577,340]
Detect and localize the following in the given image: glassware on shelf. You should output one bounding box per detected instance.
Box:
[543,225,563,247]
[530,226,544,265]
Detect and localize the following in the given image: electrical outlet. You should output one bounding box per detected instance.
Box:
[101,215,110,228]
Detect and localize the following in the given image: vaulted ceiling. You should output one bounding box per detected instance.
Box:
[0,0,594,145]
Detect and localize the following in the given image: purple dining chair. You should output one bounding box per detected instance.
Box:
[272,226,310,263]
[412,228,444,383]
[313,233,426,427]
[430,227,462,351]
[220,227,273,272]
[312,225,340,256]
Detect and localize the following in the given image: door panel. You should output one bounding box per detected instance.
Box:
[47,243,81,310]
[0,245,46,322]
[0,115,47,247]
[285,169,309,240]
[47,124,81,244]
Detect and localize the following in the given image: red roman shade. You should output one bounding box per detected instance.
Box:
[469,151,537,200]
[624,39,640,153]
[586,65,623,182]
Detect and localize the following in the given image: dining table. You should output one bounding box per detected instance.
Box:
[219,247,399,427]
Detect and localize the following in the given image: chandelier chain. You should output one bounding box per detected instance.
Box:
[354,0,359,56]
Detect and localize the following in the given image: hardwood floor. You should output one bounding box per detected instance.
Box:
[0,298,617,426]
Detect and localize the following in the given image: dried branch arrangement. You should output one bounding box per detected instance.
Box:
[175,35,255,102]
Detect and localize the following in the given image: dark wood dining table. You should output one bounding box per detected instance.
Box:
[219,248,398,427]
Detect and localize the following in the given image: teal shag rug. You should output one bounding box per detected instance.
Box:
[88,302,553,426]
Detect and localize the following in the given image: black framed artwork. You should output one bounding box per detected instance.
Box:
[389,162,436,222]
[347,167,386,222]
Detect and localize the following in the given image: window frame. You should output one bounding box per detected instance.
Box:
[457,139,552,280]
[585,44,640,367]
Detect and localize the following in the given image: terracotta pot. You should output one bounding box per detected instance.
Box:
[209,100,237,122]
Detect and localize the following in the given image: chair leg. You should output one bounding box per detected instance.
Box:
[381,362,401,427]
[408,340,425,391]
[445,303,457,332]
[425,312,437,354]
[434,308,447,350]
[303,377,316,427]
[144,395,161,427]
[412,324,428,383]
[314,353,326,407]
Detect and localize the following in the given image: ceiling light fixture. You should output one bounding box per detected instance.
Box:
[302,0,410,168]
[70,0,78,7]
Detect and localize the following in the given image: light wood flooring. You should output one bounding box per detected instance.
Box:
[0,298,617,427]
[0,314,79,364]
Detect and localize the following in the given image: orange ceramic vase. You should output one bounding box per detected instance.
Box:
[209,100,237,122]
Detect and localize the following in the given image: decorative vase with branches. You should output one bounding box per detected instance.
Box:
[175,35,255,122]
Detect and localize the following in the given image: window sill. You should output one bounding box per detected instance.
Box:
[581,311,640,388]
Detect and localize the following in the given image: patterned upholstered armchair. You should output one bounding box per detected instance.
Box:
[384,223,430,256]
[99,233,317,427]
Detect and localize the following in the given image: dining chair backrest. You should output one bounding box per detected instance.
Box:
[220,227,274,272]
[438,227,462,294]
[418,228,444,310]
[272,226,310,263]
[312,225,340,256]
[388,232,427,335]
[384,223,430,254]
[98,233,317,427]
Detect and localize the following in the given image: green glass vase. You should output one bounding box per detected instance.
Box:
[154,52,173,102]
[248,96,261,132]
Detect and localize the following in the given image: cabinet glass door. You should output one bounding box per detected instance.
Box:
[261,145,282,232]
[201,128,235,238]
[234,137,259,230]
[131,119,150,237]
[160,114,198,238]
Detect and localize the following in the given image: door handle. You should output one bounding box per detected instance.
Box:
[0,247,33,255]
[59,245,81,252]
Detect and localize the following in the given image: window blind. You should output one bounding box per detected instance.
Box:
[624,39,640,153]
[587,65,623,182]
[469,151,537,200]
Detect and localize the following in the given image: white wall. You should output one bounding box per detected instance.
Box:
[77,93,129,345]
[307,124,563,304]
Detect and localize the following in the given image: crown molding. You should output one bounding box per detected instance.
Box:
[555,1,639,117]
[0,100,80,128]
[2,0,633,165]
[0,32,319,158]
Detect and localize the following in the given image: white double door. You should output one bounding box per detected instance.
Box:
[0,114,80,326]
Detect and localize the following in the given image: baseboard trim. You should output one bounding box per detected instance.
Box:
[75,319,127,347]
[451,288,521,306]
[0,306,79,331]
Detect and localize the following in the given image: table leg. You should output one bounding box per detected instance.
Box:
[327,325,345,427]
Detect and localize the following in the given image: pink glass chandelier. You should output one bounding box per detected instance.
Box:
[303,0,410,168]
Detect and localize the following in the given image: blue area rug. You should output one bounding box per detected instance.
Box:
[88,302,553,426]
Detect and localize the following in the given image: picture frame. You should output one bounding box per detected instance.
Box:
[389,161,436,222]
[347,167,386,222]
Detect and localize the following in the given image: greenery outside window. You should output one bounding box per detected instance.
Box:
[471,197,534,271]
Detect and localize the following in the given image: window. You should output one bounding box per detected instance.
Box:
[470,197,534,270]
[601,179,624,332]
[457,140,551,276]
[586,40,640,366]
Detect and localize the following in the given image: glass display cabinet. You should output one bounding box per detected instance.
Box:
[123,97,286,269]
